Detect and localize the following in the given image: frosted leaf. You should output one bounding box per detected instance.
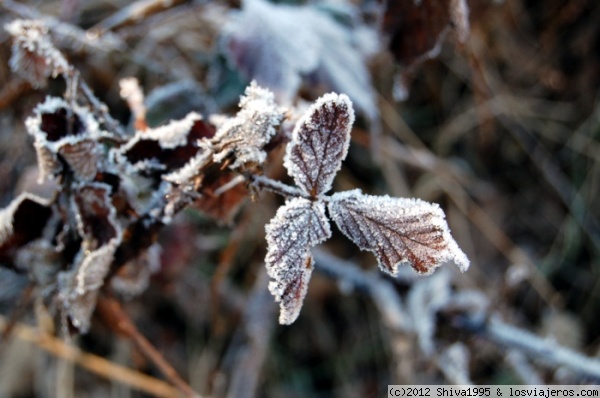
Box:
[223,0,319,103]
[71,183,119,248]
[59,238,119,332]
[284,93,354,197]
[212,81,282,170]
[59,182,122,332]
[26,97,105,182]
[328,190,469,276]
[223,0,377,124]
[0,193,53,261]
[113,112,212,175]
[265,198,331,324]
[5,19,71,88]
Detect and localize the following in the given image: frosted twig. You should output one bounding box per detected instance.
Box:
[213,175,245,197]
[248,174,308,199]
[119,77,147,131]
[313,248,410,331]
[462,313,600,381]
[78,76,126,137]
[436,343,473,385]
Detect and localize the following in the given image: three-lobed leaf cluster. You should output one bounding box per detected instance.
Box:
[265,94,469,324]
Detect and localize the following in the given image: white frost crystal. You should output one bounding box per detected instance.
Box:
[265,198,330,324]
[284,93,354,197]
[213,81,283,170]
[328,189,470,275]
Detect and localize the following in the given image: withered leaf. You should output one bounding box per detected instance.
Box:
[72,183,118,248]
[5,19,71,89]
[60,182,122,332]
[284,93,354,197]
[115,112,211,174]
[189,171,248,223]
[212,82,283,170]
[265,198,331,324]
[328,190,469,276]
[0,193,53,265]
[26,97,104,182]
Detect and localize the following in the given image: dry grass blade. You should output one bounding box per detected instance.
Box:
[95,297,200,398]
[0,314,182,398]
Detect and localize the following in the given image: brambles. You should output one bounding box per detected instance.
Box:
[0,18,468,331]
[263,93,468,324]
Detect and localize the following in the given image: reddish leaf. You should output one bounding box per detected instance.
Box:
[27,97,105,182]
[328,190,469,275]
[0,193,53,265]
[115,112,210,173]
[60,182,122,332]
[265,198,330,324]
[284,93,354,197]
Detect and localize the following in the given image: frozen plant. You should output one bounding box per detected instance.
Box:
[256,93,469,324]
[0,19,469,337]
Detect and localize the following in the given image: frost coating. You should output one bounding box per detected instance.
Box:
[0,193,52,248]
[328,189,469,275]
[59,183,122,332]
[26,97,105,182]
[136,112,202,149]
[5,19,71,88]
[284,93,354,197]
[213,81,283,170]
[265,197,331,324]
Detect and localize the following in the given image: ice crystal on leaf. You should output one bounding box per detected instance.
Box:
[262,91,469,324]
[59,183,122,332]
[26,97,105,182]
[0,193,53,259]
[213,81,282,170]
[223,0,378,124]
[284,93,354,197]
[265,198,331,324]
[5,19,71,88]
[114,112,209,174]
[328,190,469,276]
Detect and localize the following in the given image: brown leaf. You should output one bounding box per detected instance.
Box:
[116,112,213,174]
[59,182,122,332]
[26,97,105,182]
[265,198,331,324]
[284,93,354,197]
[0,193,53,265]
[328,190,469,275]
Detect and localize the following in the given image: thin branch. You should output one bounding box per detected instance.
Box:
[95,296,201,398]
[313,248,410,332]
[461,313,600,382]
[0,314,182,398]
[248,174,309,200]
